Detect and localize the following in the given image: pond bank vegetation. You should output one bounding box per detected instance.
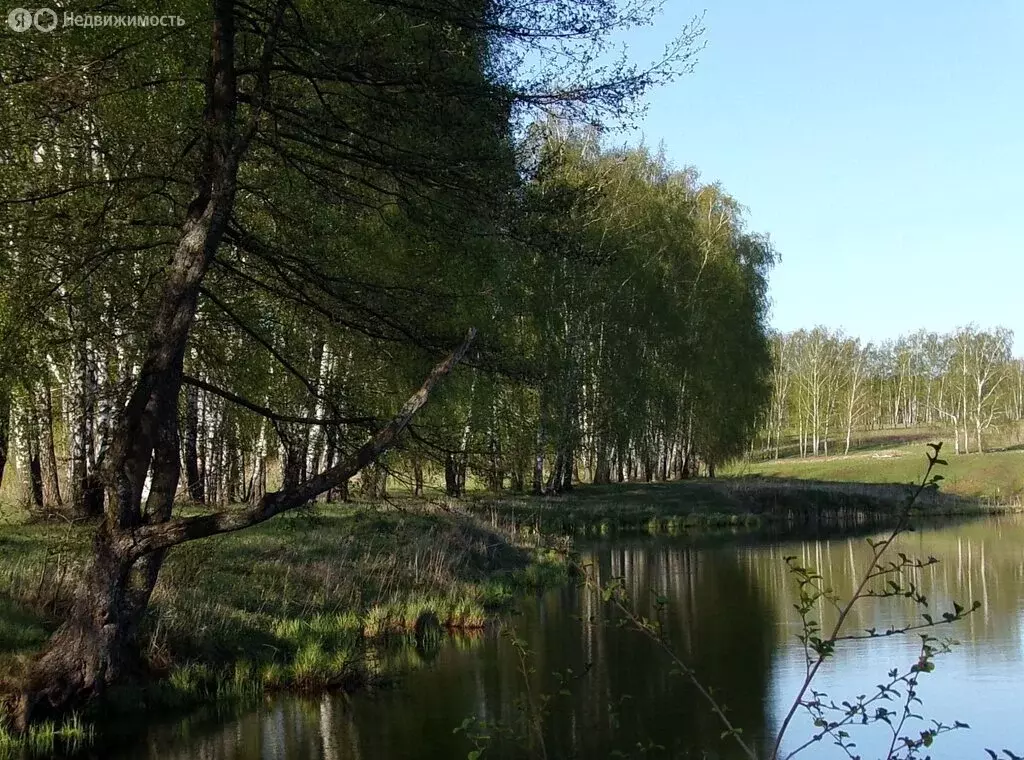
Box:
[0,502,569,754]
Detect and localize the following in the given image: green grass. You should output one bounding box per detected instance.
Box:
[727,443,1024,503]
[466,447,1020,538]
[0,712,92,758]
[0,500,570,744]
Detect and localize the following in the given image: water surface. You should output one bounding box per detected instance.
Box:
[109,517,1024,759]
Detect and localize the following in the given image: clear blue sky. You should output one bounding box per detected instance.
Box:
[624,1,1023,353]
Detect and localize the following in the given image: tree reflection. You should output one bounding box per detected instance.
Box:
[110,518,1024,760]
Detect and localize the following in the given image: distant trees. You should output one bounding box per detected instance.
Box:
[394,131,775,496]
[757,326,1019,457]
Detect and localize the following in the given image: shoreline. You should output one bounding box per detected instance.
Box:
[0,503,570,756]
[0,478,1016,755]
[465,477,1021,536]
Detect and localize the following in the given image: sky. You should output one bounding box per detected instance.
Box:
[621,1,1023,353]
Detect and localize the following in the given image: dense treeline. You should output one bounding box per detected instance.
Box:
[757,326,1022,457]
[0,132,774,511]
[417,133,775,495]
[0,0,775,723]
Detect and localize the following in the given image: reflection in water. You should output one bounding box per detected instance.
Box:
[107,517,1024,760]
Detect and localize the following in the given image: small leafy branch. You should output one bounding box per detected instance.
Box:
[769,442,977,759]
[454,626,591,760]
[456,443,1020,759]
[787,635,966,760]
[585,443,1005,759]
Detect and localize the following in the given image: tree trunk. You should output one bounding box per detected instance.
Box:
[560,445,573,492]
[486,436,502,492]
[17,0,250,725]
[17,326,477,729]
[37,383,62,510]
[445,453,460,497]
[455,456,468,496]
[184,385,204,502]
[28,448,44,510]
[14,402,43,511]
[68,336,94,516]
[17,527,149,725]
[531,420,544,495]
[546,450,563,494]
[413,458,424,496]
[593,437,610,484]
[0,386,9,489]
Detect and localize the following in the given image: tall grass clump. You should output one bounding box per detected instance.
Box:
[0,713,93,758]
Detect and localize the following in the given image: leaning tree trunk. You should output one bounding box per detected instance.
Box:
[16,0,250,725]
[14,1,475,729]
[17,318,476,729]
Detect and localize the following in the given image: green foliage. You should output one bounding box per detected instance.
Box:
[0,1,764,514]
[756,325,1021,460]
[0,0,772,741]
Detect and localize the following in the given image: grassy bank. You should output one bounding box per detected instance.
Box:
[0,448,1015,754]
[726,444,1024,504]
[0,502,569,753]
[466,468,1017,538]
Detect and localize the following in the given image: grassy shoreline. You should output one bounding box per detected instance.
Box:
[727,442,1024,504]
[466,475,1020,538]
[0,462,1017,754]
[0,502,570,755]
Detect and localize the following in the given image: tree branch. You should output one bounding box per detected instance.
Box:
[119,328,477,559]
[181,375,375,427]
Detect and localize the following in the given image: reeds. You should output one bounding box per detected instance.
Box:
[0,713,92,758]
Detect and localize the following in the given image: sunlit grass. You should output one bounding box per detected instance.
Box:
[0,500,569,732]
[726,444,1024,503]
[0,713,93,758]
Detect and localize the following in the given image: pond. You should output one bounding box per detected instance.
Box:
[108,517,1024,759]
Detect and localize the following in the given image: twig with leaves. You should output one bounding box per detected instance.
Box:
[586,443,995,760]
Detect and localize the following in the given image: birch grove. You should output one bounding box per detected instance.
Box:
[756,326,1020,457]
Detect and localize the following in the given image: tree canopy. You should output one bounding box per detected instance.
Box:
[0,0,772,725]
